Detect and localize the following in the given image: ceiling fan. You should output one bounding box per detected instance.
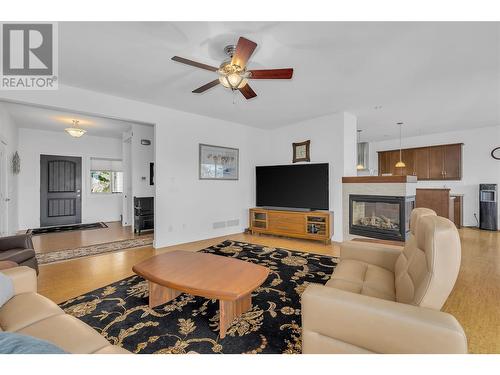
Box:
[171,37,293,100]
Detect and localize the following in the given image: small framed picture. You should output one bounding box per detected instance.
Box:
[292,140,311,163]
[199,144,239,180]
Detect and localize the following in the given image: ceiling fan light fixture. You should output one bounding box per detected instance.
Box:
[219,73,248,89]
[218,62,249,90]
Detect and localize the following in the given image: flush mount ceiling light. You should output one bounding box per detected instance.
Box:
[65,120,86,138]
[171,37,293,100]
[395,122,406,168]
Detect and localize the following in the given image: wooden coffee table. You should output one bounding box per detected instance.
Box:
[132,250,269,338]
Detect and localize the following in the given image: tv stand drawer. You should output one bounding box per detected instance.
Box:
[268,213,304,234]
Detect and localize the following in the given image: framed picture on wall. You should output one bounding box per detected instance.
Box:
[199,144,239,180]
[292,140,311,163]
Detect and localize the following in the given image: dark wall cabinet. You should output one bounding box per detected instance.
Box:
[378,143,462,181]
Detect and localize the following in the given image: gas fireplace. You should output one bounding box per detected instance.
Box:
[349,194,415,241]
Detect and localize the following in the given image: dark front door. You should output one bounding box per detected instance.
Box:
[40,155,82,227]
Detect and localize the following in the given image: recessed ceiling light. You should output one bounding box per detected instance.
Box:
[374,105,383,110]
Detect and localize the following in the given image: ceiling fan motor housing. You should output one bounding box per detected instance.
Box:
[223,45,236,58]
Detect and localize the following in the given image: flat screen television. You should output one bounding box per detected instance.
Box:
[256,163,329,210]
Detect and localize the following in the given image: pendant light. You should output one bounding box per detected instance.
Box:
[395,122,406,168]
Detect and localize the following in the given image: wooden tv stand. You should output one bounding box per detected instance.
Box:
[249,208,333,244]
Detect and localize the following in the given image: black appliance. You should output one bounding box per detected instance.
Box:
[479,184,497,231]
[134,196,154,234]
[256,163,329,210]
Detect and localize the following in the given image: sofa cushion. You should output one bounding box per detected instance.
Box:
[0,292,64,332]
[0,272,14,309]
[326,259,396,301]
[0,249,36,264]
[0,332,67,354]
[17,314,111,354]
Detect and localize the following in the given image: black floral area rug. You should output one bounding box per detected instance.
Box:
[59,240,337,354]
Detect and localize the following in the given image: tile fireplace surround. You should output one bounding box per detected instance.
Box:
[342,176,417,242]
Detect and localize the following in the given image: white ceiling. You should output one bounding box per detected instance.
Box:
[53,22,500,141]
[3,102,140,139]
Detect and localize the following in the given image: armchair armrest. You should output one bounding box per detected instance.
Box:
[301,283,467,354]
[340,241,402,272]
[0,234,34,252]
[0,266,37,295]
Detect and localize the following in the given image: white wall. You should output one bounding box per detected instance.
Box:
[131,123,155,198]
[0,85,267,247]
[265,112,358,242]
[0,103,19,235]
[155,113,267,245]
[369,125,500,226]
[17,128,123,229]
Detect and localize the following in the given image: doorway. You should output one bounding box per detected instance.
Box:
[40,154,82,227]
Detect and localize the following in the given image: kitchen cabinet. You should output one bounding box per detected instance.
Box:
[377,143,462,181]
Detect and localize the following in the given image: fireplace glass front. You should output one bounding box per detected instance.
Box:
[349,195,414,241]
[352,201,400,231]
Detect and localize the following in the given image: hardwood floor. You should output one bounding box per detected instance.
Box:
[34,228,498,354]
[31,221,142,254]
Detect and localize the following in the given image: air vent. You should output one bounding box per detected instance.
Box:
[213,221,226,229]
[226,219,240,227]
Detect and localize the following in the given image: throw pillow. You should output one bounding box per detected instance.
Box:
[0,332,67,354]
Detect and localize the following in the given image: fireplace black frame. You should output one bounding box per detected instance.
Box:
[349,194,414,241]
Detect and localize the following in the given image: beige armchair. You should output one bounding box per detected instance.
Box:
[302,208,467,353]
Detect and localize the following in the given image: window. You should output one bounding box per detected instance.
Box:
[91,171,123,194]
[90,157,123,194]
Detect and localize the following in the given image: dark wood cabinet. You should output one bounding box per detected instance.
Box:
[428,146,445,179]
[444,144,462,180]
[416,188,453,219]
[377,143,462,181]
[414,147,430,179]
[378,151,390,175]
[451,194,463,228]
[390,150,403,176]
[402,149,415,176]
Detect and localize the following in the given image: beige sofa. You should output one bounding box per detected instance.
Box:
[302,208,468,354]
[0,266,129,354]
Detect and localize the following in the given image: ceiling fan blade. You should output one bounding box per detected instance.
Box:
[192,79,220,93]
[239,84,257,100]
[172,56,218,72]
[231,37,257,69]
[249,68,294,79]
